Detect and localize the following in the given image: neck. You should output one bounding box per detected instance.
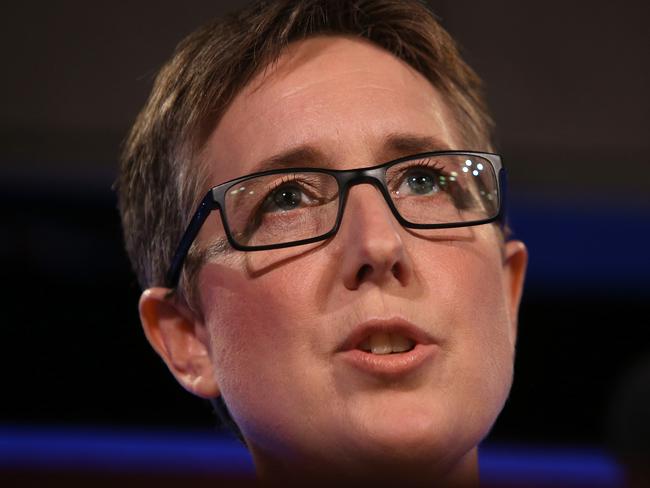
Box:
[253,446,480,487]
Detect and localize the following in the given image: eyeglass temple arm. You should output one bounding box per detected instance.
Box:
[497,167,510,232]
[165,192,215,288]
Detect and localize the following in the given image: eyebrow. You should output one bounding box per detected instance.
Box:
[383,133,453,157]
[248,133,453,174]
[251,146,329,173]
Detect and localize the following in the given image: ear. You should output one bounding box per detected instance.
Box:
[139,287,220,399]
[503,240,528,344]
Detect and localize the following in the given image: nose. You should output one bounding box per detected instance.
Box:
[336,183,412,290]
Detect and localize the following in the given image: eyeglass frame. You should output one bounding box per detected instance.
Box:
[165,150,507,288]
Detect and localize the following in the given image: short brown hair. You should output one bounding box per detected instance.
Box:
[117,0,494,302]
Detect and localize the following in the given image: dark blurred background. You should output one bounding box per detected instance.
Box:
[2,0,649,467]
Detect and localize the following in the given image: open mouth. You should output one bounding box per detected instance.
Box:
[338,318,434,356]
[337,321,437,377]
[358,332,416,355]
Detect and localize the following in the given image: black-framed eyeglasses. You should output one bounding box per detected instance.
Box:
[166,150,506,288]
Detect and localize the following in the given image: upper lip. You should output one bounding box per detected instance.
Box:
[337,317,436,352]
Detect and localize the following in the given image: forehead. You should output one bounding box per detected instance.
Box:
[203,36,461,184]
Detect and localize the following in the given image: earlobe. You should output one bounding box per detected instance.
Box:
[139,288,220,399]
[503,240,528,344]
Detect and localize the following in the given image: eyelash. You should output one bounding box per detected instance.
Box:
[267,174,319,196]
[401,159,444,173]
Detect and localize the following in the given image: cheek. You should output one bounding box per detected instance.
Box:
[197,260,298,368]
[432,233,512,340]
[422,238,515,413]
[195,259,324,433]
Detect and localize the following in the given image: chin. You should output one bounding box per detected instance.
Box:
[343,400,483,470]
[325,426,479,483]
[249,396,487,482]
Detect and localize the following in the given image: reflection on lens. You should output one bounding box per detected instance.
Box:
[387,155,498,225]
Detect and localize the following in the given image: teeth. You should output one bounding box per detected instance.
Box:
[360,332,415,354]
[390,334,413,353]
[370,332,392,355]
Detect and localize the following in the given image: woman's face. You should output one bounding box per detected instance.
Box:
[191,36,526,477]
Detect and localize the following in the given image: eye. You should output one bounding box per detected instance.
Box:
[271,185,304,211]
[260,182,321,214]
[399,168,440,195]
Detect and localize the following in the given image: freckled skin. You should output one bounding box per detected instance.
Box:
[154,36,527,483]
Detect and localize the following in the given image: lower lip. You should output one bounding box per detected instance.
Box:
[338,343,437,378]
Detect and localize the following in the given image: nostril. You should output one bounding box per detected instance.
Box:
[356,264,372,283]
[355,262,403,284]
[391,263,401,280]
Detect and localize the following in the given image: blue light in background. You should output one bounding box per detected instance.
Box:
[0,425,254,476]
[0,425,625,486]
[479,443,624,487]
[508,195,650,292]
